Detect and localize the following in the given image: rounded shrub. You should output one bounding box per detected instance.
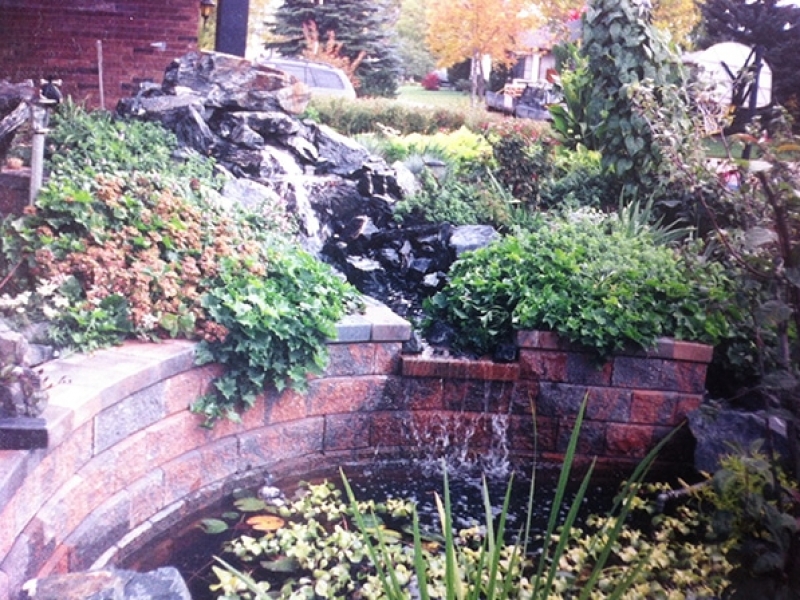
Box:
[425,215,734,357]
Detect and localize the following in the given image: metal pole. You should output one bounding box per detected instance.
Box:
[28,104,48,205]
[96,40,106,110]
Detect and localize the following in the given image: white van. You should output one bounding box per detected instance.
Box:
[257,57,357,100]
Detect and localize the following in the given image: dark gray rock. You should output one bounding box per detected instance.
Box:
[220,177,282,213]
[392,160,422,197]
[313,123,373,177]
[688,405,792,473]
[243,110,301,137]
[162,51,301,113]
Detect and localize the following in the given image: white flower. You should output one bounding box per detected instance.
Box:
[53,295,70,309]
[42,304,60,320]
[36,279,59,298]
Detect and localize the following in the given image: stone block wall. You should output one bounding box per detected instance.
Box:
[0,0,201,110]
[400,331,712,466]
[0,319,713,600]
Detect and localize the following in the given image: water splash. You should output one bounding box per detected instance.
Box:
[407,412,513,481]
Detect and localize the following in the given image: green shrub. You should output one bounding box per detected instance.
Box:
[393,169,516,229]
[191,244,360,425]
[539,146,619,211]
[425,215,734,357]
[489,133,553,208]
[309,96,466,135]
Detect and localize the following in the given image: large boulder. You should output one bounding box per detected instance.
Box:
[162,51,309,114]
[688,405,793,473]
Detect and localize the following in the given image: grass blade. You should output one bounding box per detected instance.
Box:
[531,395,588,598]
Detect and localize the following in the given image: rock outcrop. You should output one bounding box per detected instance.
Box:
[117,51,499,320]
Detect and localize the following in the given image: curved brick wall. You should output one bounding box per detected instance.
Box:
[0,306,713,600]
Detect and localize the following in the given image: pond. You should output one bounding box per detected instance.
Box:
[119,458,632,600]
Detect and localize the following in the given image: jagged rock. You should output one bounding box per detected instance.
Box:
[0,364,46,418]
[242,110,302,137]
[258,146,304,178]
[116,92,205,124]
[173,104,218,155]
[22,567,191,600]
[212,112,265,148]
[392,160,422,197]
[427,320,457,347]
[284,134,319,164]
[162,51,306,114]
[313,123,374,177]
[688,405,792,473]
[493,343,518,363]
[421,271,446,291]
[0,80,35,162]
[402,330,425,354]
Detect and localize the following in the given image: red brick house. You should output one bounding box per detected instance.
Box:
[0,0,205,109]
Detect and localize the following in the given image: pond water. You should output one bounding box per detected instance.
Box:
[120,459,631,600]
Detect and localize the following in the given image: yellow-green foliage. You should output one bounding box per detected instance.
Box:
[400,126,494,173]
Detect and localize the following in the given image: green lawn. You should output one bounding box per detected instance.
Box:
[396,84,476,110]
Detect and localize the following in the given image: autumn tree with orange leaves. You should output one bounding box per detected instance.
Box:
[537,0,700,48]
[425,0,540,102]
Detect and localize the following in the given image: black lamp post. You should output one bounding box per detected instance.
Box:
[200,0,217,23]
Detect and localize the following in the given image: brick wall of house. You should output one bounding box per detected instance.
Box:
[0,0,202,110]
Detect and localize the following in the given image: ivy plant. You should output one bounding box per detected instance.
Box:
[192,244,361,426]
[425,214,734,358]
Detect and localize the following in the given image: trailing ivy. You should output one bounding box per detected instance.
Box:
[192,244,360,426]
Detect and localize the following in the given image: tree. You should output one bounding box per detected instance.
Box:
[425,0,540,102]
[536,0,700,48]
[268,0,402,97]
[651,0,700,48]
[697,0,800,130]
[397,0,436,81]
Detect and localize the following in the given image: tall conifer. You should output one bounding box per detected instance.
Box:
[268,0,401,97]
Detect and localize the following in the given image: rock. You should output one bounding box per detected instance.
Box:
[449,225,499,257]
[427,320,457,347]
[0,365,46,418]
[688,405,793,473]
[22,567,191,600]
[0,80,35,163]
[220,177,282,213]
[162,51,304,113]
[421,271,446,291]
[403,330,425,354]
[392,160,421,197]
[493,342,518,363]
[313,123,374,177]
[212,112,265,148]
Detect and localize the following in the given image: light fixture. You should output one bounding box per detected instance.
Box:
[200,0,216,22]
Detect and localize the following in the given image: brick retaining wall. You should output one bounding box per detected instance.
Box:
[0,310,712,600]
